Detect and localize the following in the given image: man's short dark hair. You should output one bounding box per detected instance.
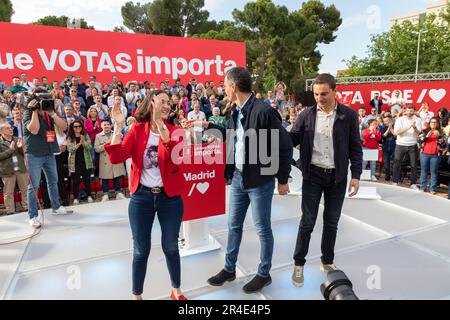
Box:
[406,105,416,110]
[359,106,366,110]
[313,74,336,90]
[226,67,252,93]
[101,119,111,124]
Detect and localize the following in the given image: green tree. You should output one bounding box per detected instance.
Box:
[121,1,153,34]
[113,26,128,33]
[194,0,341,93]
[0,0,14,22]
[344,13,450,76]
[120,0,212,36]
[32,16,94,29]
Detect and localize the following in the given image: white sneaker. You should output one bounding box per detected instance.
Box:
[88,196,94,203]
[410,184,419,191]
[292,266,304,287]
[116,192,126,200]
[52,206,74,215]
[101,194,109,202]
[29,217,42,229]
[73,199,79,205]
[320,263,338,272]
[371,176,378,182]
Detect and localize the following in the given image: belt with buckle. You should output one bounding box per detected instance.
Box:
[140,185,163,194]
[311,165,335,174]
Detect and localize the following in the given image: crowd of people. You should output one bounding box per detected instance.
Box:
[0,73,449,218]
[358,94,450,197]
[1,69,449,301]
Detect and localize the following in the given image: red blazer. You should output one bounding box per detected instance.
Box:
[104,121,185,197]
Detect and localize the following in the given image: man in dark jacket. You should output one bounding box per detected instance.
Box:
[187,67,292,293]
[0,122,28,214]
[289,73,362,287]
[370,93,383,114]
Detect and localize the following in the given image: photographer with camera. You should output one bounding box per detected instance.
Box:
[23,89,73,228]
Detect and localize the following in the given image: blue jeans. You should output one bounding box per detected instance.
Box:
[102,177,121,193]
[420,153,440,192]
[128,186,183,295]
[26,153,61,219]
[293,166,347,266]
[224,171,275,278]
[362,160,377,177]
[382,149,395,180]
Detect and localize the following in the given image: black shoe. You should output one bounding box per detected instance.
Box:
[207,269,236,286]
[242,275,272,293]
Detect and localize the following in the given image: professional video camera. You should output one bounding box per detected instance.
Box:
[320,270,359,300]
[24,91,55,112]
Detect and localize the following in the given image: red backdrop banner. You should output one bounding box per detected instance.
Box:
[0,22,246,85]
[336,81,450,113]
[180,143,226,221]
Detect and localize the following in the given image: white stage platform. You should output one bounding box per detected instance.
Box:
[1,182,450,300]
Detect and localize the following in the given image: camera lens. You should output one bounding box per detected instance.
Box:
[320,270,359,300]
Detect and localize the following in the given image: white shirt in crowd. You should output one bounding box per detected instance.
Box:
[419,111,434,123]
[389,96,405,112]
[54,132,67,156]
[126,91,142,105]
[107,95,126,107]
[140,131,163,188]
[394,115,422,146]
[187,110,206,132]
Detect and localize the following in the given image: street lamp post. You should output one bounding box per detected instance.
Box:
[414,13,428,82]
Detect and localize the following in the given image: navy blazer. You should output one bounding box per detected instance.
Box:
[208,95,292,188]
[290,103,363,183]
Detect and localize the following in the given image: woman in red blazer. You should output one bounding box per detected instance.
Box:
[104,90,187,300]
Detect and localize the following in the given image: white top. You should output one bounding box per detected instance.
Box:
[140,131,163,188]
[187,110,206,132]
[54,133,67,156]
[311,105,337,169]
[419,111,434,123]
[389,97,404,111]
[394,115,422,146]
[235,95,252,171]
[126,91,142,105]
[107,95,126,107]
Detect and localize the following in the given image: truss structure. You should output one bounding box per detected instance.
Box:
[306,72,450,91]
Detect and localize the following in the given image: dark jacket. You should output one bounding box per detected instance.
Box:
[290,103,363,183]
[208,95,292,189]
[380,125,396,154]
[0,137,27,176]
[370,99,383,113]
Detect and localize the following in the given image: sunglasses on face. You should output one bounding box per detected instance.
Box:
[73,125,82,128]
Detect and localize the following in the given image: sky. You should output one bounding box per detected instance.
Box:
[9,0,442,75]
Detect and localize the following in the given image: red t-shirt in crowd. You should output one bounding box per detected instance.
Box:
[423,132,438,155]
[362,128,381,149]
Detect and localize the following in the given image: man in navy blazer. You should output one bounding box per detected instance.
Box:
[289,73,362,287]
